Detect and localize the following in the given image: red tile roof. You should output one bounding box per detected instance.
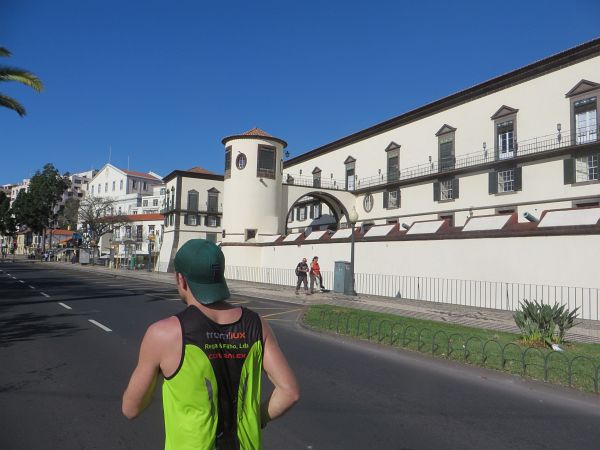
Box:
[243,127,273,137]
[45,229,75,236]
[121,169,161,180]
[124,214,164,221]
[187,166,216,175]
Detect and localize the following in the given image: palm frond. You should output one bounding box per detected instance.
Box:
[0,93,26,116]
[0,67,44,92]
[0,48,11,57]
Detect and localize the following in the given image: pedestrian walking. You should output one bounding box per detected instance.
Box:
[122,239,300,449]
[310,256,325,293]
[295,257,310,295]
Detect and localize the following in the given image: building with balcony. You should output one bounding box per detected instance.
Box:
[158,167,224,272]
[211,38,600,317]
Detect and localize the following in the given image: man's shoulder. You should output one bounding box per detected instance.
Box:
[146,316,180,342]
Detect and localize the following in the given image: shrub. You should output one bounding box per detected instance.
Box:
[513,300,579,347]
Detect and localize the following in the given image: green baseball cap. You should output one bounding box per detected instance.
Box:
[174,239,230,305]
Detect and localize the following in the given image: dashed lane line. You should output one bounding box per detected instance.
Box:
[18,280,25,284]
[88,319,112,332]
[40,292,50,298]
[28,285,35,289]
[58,302,72,310]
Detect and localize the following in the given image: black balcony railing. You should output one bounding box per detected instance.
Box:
[284,125,599,192]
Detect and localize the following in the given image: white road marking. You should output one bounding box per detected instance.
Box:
[28,285,35,289]
[88,319,112,332]
[262,308,303,318]
[40,292,50,298]
[58,302,72,310]
[18,280,25,284]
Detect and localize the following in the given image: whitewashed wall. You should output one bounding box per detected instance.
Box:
[222,233,600,319]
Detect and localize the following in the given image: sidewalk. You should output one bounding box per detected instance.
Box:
[18,258,600,344]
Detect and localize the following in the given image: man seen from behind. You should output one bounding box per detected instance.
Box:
[122,239,300,450]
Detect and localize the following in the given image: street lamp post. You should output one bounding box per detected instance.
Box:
[348,205,359,296]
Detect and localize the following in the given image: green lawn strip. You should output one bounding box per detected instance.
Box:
[303,305,600,393]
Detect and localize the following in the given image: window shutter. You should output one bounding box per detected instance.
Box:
[383,190,389,209]
[309,205,314,219]
[204,215,208,226]
[433,182,440,201]
[183,214,188,225]
[296,208,300,221]
[514,167,523,191]
[453,178,460,199]
[563,158,575,184]
[489,171,498,194]
[216,216,221,227]
[397,188,401,208]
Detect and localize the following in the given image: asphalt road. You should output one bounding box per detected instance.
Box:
[1,260,599,450]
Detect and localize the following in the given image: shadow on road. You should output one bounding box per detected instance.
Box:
[0,312,83,348]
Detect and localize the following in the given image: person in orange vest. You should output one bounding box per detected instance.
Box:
[309,256,325,293]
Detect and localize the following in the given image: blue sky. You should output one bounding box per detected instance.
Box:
[1,0,599,183]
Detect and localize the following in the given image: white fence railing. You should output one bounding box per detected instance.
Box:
[225,265,599,321]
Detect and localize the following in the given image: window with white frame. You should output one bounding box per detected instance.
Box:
[574,97,597,144]
[440,179,453,200]
[496,120,515,159]
[143,182,148,191]
[112,181,116,191]
[575,154,599,182]
[120,179,123,190]
[143,199,148,207]
[384,188,400,209]
[297,206,307,221]
[153,199,158,206]
[206,215,219,227]
[114,227,121,239]
[498,168,515,193]
[132,179,137,189]
[187,214,198,226]
[125,226,132,239]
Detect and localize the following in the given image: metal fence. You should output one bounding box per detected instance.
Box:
[225,265,599,321]
[285,125,599,192]
[314,309,600,393]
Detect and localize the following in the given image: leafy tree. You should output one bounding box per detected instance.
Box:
[57,197,80,230]
[0,47,44,116]
[0,191,16,236]
[12,164,70,235]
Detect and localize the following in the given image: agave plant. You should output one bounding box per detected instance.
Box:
[513,300,580,346]
[0,47,44,116]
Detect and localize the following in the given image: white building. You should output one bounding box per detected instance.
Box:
[158,167,224,272]
[207,38,600,320]
[108,213,164,269]
[9,179,30,206]
[88,163,164,214]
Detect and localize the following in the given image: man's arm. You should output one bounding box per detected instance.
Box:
[122,321,168,419]
[260,318,300,427]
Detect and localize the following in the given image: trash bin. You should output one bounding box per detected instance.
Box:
[334,261,353,294]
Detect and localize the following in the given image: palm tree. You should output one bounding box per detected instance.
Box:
[0,47,44,116]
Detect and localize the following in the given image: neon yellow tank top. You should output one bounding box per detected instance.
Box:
[162,306,264,450]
